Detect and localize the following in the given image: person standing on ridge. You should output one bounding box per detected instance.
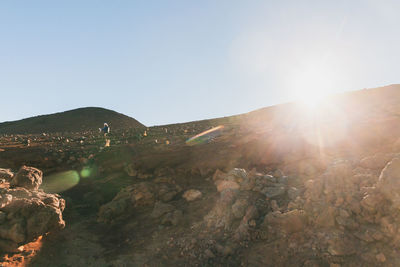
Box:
[99,123,110,136]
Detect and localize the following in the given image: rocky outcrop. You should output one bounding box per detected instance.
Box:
[98,181,182,224]
[10,166,43,191]
[0,168,13,182]
[169,158,400,266]
[0,166,65,252]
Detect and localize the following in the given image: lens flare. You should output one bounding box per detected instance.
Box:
[80,166,94,178]
[41,170,80,193]
[186,126,224,146]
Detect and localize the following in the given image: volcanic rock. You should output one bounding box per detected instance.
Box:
[10,166,42,191]
[0,169,14,181]
[182,189,202,201]
[151,202,175,218]
[0,177,65,252]
[98,182,155,224]
[261,209,308,236]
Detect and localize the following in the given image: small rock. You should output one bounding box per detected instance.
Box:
[270,200,280,211]
[151,202,175,218]
[263,185,286,199]
[232,199,249,218]
[182,189,202,201]
[204,248,215,259]
[161,210,183,226]
[287,187,300,200]
[0,169,14,181]
[124,164,138,177]
[216,180,240,192]
[376,252,386,263]
[262,209,308,235]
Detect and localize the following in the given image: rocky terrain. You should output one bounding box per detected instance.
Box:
[1,84,400,266]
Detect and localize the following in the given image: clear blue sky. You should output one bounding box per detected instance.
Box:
[1,0,399,126]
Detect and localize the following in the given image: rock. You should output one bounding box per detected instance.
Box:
[315,207,336,228]
[182,189,202,201]
[137,172,152,179]
[262,209,308,235]
[231,199,249,218]
[204,189,238,230]
[0,181,65,252]
[227,168,248,180]
[377,158,400,208]
[0,169,14,181]
[277,176,288,184]
[11,166,42,191]
[263,185,286,199]
[0,194,12,208]
[273,169,284,178]
[375,252,386,262]
[212,169,225,181]
[161,210,182,226]
[151,202,175,218]
[216,180,240,192]
[98,182,155,223]
[214,168,250,192]
[270,200,280,211]
[157,183,181,202]
[287,187,300,200]
[124,163,137,177]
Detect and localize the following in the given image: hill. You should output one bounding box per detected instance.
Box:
[0,107,145,134]
[2,84,400,266]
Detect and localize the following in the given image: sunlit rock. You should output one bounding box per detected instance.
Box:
[11,166,42,191]
[182,189,202,201]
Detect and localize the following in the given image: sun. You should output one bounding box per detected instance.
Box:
[296,88,325,109]
[290,63,335,109]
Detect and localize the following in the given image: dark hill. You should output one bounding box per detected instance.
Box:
[0,107,145,134]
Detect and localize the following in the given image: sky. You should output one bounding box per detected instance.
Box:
[1,0,399,126]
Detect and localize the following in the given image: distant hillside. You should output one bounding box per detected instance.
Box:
[154,84,400,130]
[0,107,145,134]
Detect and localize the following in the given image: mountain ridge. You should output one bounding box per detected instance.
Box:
[0,107,145,134]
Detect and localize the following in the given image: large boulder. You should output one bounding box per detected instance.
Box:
[10,166,42,191]
[0,186,65,252]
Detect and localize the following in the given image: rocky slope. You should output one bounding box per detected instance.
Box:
[0,84,400,266]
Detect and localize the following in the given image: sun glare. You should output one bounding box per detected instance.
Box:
[290,64,335,109]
